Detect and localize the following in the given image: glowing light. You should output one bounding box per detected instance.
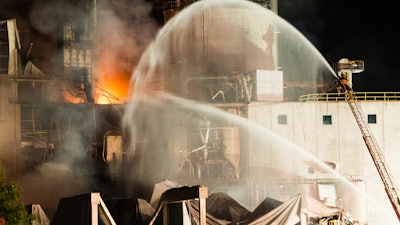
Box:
[95,51,132,104]
[95,78,129,104]
[63,90,85,104]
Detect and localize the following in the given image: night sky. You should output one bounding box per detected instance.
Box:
[1,0,398,92]
[279,1,399,92]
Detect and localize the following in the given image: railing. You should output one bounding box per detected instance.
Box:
[299,92,400,102]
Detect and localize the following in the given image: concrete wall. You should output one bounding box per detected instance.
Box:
[247,100,400,224]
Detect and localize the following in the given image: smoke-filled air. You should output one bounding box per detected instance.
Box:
[122,0,398,224]
[6,0,398,224]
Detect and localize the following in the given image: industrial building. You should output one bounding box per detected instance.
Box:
[1,0,399,224]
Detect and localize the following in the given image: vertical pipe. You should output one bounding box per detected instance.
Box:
[91,0,97,102]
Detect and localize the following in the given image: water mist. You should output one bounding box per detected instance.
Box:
[122,0,398,224]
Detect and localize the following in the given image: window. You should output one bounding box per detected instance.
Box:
[368,114,376,124]
[318,183,337,207]
[277,115,287,124]
[323,115,332,124]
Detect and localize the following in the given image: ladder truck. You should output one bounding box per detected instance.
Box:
[334,58,400,222]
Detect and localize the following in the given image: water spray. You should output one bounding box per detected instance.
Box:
[335,58,400,222]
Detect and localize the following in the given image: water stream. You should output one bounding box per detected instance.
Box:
[122,0,398,224]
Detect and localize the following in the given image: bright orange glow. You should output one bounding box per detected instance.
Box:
[63,90,85,104]
[95,52,133,104]
[95,77,130,104]
[96,95,109,104]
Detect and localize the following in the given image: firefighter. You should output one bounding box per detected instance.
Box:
[339,70,352,92]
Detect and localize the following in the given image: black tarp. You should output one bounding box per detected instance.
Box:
[205,192,251,223]
[246,194,302,225]
[104,198,154,225]
[244,197,283,223]
[186,201,232,225]
[50,193,91,225]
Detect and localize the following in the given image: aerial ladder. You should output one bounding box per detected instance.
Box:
[334,58,400,222]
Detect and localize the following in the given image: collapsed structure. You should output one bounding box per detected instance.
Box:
[48,184,354,225]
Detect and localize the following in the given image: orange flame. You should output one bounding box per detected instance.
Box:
[95,52,133,104]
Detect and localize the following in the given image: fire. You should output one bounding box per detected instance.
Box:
[63,90,85,104]
[95,52,133,104]
[95,76,130,104]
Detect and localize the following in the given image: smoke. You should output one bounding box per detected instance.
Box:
[18,106,97,210]
[96,0,159,101]
[27,0,159,101]
[15,0,160,210]
[29,0,83,35]
[120,0,342,204]
[19,162,92,209]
